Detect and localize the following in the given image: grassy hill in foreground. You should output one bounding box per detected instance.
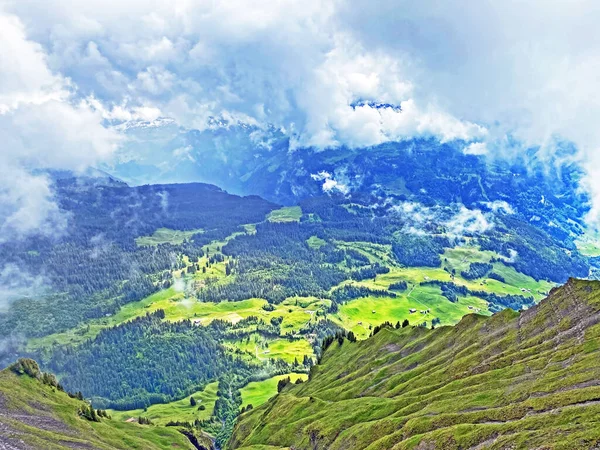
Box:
[230,278,600,450]
[0,360,202,450]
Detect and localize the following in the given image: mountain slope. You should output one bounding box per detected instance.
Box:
[0,360,199,450]
[230,278,600,450]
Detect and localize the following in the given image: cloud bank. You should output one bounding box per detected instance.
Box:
[2,0,600,229]
[0,12,120,240]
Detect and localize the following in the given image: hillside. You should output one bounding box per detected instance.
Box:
[1,171,597,446]
[230,278,600,450]
[0,359,212,450]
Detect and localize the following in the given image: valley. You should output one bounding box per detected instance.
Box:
[0,145,597,448]
[18,203,558,440]
[3,4,600,448]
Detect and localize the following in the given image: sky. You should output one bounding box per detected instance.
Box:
[2,0,600,238]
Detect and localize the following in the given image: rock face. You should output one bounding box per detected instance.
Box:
[230,279,600,450]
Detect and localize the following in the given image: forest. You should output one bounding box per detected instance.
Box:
[0,179,277,339]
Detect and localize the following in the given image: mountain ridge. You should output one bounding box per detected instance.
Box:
[229,278,600,449]
[0,359,209,450]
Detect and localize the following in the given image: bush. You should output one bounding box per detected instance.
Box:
[9,358,41,379]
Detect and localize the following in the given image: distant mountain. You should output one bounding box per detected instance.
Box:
[230,278,600,450]
[107,119,589,243]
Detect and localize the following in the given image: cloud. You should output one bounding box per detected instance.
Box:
[389,201,494,237]
[336,0,600,223]
[482,200,514,215]
[444,206,493,236]
[3,1,600,224]
[0,12,121,240]
[0,262,49,315]
[4,0,484,151]
[464,142,488,156]
[311,171,349,194]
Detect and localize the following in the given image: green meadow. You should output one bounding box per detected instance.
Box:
[267,206,302,222]
[228,337,314,364]
[136,227,203,246]
[27,288,183,351]
[109,382,219,426]
[230,280,600,450]
[334,290,489,339]
[27,229,560,431]
[575,228,600,256]
[240,373,308,409]
[306,235,327,249]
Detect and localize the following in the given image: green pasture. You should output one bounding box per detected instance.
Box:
[240,373,308,409]
[136,228,203,246]
[228,336,314,364]
[109,382,218,426]
[267,206,302,222]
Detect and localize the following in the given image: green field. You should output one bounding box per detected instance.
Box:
[28,227,253,351]
[29,238,555,373]
[335,290,489,338]
[240,373,308,409]
[335,240,397,266]
[229,337,314,363]
[27,231,559,434]
[267,206,302,222]
[306,235,326,249]
[109,382,219,426]
[27,288,184,351]
[136,228,203,246]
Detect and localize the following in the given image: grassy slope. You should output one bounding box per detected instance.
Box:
[135,228,204,246]
[240,374,308,409]
[267,206,302,222]
[332,243,554,338]
[0,369,194,450]
[109,382,219,426]
[230,279,600,450]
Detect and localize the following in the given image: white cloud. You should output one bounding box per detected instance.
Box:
[0,12,121,240]
[483,200,514,215]
[337,0,600,224]
[464,142,488,156]
[4,0,485,151]
[311,171,349,194]
[444,206,493,236]
[3,0,600,224]
[0,263,48,309]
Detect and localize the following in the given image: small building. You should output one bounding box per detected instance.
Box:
[409,308,417,314]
